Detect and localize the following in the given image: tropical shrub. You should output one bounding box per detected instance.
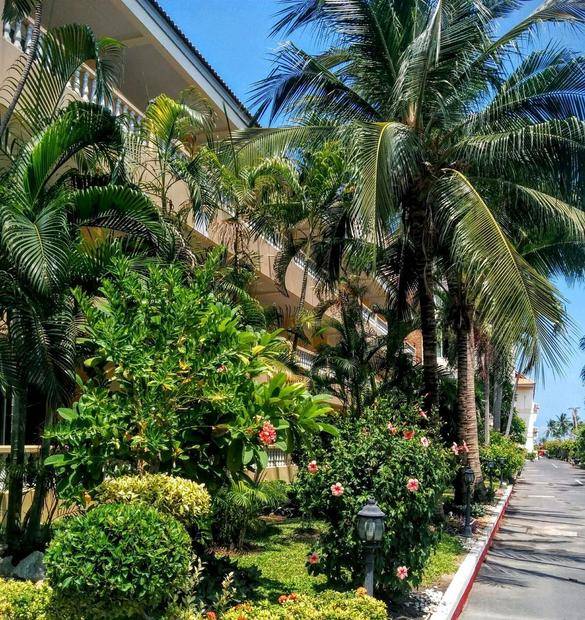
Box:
[94,473,211,529]
[47,257,335,499]
[212,480,290,549]
[45,503,191,619]
[542,438,576,461]
[223,590,387,620]
[0,579,54,620]
[574,426,585,463]
[480,432,525,481]
[293,394,452,596]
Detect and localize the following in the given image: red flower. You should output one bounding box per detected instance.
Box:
[206,612,217,620]
[307,460,318,474]
[406,478,420,492]
[278,595,289,605]
[396,565,409,580]
[331,482,344,497]
[308,551,319,564]
[403,430,415,440]
[258,421,277,445]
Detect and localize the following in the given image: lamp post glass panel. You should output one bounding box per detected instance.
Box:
[357,498,386,596]
[463,466,475,537]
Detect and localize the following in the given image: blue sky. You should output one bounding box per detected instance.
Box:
[159,0,585,432]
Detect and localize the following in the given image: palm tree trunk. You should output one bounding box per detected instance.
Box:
[484,361,490,445]
[292,260,309,352]
[492,380,503,431]
[5,387,27,547]
[455,308,484,502]
[411,203,438,412]
[0,2,43,139]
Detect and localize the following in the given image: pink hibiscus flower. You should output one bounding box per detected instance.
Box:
[308,552,319,564]
[331,482,344,497]
[307,460,318,474]
[451,442,460,455]
[461,440,470,454]
[406,478,420,492]
[396,566,409,580]
[421,437,430,448]
[403,429,415,440]
[419,408,428,419]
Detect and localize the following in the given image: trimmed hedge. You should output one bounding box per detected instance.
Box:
[223,591,388,620]
[45,503,191,619]
[480,432,525,481]
[0,580,54,620]
[95,473,211,528]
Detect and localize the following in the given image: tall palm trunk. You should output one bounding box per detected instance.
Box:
[454,305,484,502]
[5,387,27,545]
[411,202,438,412]
[0,2,43,138]
[492,380,503,431]
[483,359,490,445]
[291,258,309,352]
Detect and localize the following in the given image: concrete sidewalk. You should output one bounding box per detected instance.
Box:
[462,458,585,620]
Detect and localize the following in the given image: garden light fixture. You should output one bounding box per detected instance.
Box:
[463,466,475,537]
[357,498,386,596]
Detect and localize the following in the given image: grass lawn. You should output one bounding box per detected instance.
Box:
[228,519,464,600]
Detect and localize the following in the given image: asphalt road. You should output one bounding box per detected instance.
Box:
[462,458,585,620]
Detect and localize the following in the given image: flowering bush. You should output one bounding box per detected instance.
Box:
[45,503,191,619]
[46,259,335,499]
[94,473,211,529]
[292,394,452,596]
[480,432,525,481]
[222,591,387,620]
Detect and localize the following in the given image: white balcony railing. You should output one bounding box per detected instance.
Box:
[2,16,144,132]
[362,307,388,335]
[295,346,316,371]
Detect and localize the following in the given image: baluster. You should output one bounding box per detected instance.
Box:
[25,23,33,52]
[81,70,90,100]
[128,110,136,133]
[14,20,22,50]
[72,68,81,94]
[3,20,11,42]
[114,98,122,116]
[89,79,97,103]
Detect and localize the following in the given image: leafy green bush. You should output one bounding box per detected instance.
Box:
[223,591,387,620]
[292,394,452,597]
[574,426,585,463]
[95,473,211,529]
[45,503,191,619]
[212,480,290,549]
[47,259,335,500]
[480,432,525,481]
[0,579,54,620]
[543,438,577,461]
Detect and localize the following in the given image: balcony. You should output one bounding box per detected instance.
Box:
[2,15,145,131]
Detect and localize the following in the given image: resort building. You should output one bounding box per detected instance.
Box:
[515,374,539,452]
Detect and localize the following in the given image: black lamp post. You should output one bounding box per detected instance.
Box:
[497,457,505,487]
[486,459,495,490]
[463,466,475,537]
[357,498,386,596]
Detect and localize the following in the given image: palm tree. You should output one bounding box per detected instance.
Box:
[0,22,163,549]
[546,418,560,439]
[247,142,351,349]
[554,413,572,438]
[311,279,386,416]
[242,0,585,487]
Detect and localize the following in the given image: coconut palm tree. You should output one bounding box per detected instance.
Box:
[242,0,585,487]
[554,413,573,438]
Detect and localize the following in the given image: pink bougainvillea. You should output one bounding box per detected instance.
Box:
[331,482,344,496]
[258,421,277,445]
[406,478,420,492]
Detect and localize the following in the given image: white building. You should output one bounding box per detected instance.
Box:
[515,374,539,452]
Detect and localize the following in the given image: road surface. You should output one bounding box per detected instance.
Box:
[462,458,585,620]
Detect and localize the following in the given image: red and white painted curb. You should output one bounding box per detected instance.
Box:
[430,484,514,620]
